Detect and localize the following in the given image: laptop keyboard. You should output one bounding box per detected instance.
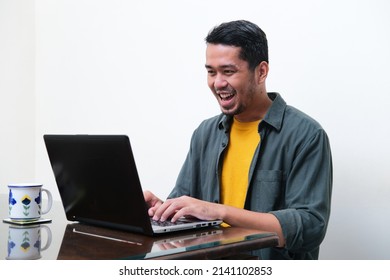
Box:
[150,218,187,227]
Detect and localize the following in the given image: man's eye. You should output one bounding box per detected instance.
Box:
[224,70,235,75]
[207,70,216,76]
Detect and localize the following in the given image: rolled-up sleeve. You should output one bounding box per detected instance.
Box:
[271,128,333,253]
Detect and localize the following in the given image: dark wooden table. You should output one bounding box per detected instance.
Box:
[0,194,278,260]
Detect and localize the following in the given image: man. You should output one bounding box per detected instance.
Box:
[144,20,332,259]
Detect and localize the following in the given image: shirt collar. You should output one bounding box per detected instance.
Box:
[263,92,286,131]
[218,92,287,132]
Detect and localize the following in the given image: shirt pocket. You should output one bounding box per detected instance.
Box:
[248,170,284,212]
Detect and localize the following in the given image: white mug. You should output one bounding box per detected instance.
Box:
[6,224,52,260]
[8,183,53,221]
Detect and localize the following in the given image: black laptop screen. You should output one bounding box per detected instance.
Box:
[44,135,154,235]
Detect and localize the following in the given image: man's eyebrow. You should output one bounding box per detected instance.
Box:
[205,64,238,69]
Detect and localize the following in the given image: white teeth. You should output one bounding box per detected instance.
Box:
[218,92,234,100]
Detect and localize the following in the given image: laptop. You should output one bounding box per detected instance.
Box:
[43,134,222,235]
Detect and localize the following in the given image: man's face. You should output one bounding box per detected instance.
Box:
[205,44,258,119]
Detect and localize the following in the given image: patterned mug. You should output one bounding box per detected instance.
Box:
[6,224,52,260]
[8,183,53,221]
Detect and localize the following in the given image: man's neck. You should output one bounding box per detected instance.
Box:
[234,91,272,122]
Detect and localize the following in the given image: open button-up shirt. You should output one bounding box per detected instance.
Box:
[168,92,333,259]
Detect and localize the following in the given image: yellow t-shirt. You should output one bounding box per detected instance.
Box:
[221,118,261,210]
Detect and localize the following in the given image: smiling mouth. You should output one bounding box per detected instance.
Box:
[218,92,235,101]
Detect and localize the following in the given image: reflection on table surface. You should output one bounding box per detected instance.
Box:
[1,194,278,260]
[58,223,277,260]
[1,194,67,260]
[5,223,52,260]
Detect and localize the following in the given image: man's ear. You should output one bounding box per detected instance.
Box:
[256,61,269,84]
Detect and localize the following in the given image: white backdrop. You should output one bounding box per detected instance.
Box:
[1,0,390,259]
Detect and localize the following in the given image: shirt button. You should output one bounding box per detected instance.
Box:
[222,143,227,148]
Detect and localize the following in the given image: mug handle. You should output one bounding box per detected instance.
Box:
[40,225,52,251]
[41,188,53,215]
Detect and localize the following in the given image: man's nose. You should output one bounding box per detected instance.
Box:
[213,74,228,90]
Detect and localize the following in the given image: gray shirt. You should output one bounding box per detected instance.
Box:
[168,92,333,259]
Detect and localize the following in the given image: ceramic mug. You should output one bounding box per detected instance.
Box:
[8,183,53,221]
[6,224,52,260]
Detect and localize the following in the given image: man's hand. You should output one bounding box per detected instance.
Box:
[143,190,163,217]
[145,192,285,247]
[151,195,223,222]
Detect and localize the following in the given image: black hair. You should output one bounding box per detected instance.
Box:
[205,20,268,71]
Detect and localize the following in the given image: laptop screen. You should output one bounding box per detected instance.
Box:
[44,135,154,235]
